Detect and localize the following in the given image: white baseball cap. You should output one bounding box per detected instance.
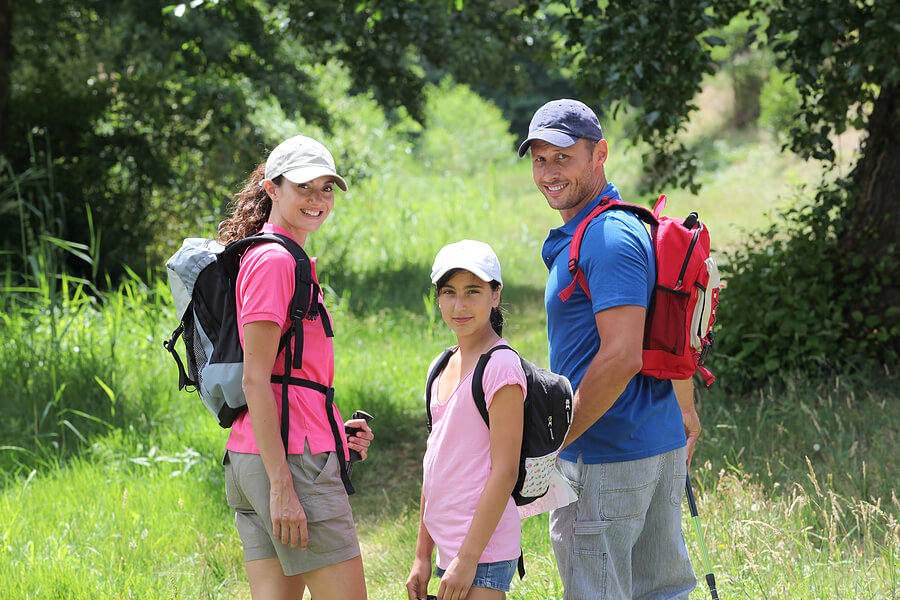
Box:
[264,135,348,191]
[431,239,503,286]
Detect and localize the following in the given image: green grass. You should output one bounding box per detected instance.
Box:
[2,120,898,599]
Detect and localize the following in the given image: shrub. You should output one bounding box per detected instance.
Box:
[417,76,516,175]
[715,178,899,392]
[759,67,803,142]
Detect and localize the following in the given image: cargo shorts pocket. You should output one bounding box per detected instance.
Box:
[574,519,611,555]
[295,453,356,554]
[572,520,610,597]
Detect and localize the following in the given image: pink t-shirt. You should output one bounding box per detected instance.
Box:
[422,340,527,570]
[225,223,348,459]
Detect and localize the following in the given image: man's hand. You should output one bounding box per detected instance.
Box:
[672,378,700,466]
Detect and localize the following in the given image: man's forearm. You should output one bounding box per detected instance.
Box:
[561,349,640,449]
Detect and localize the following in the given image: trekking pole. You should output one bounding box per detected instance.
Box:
[685,472,719,600]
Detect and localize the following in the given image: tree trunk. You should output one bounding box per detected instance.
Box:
[0,0,13,158]
[845,82,900,333]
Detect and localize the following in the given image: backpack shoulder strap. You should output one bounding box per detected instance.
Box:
[560,197,616,302]
[425,348,455,433]
[471,344,516,428]
[560,196,660,302]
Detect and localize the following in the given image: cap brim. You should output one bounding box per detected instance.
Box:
[430,264,498,286]
[517,129,580,157]
[281,166,348,191]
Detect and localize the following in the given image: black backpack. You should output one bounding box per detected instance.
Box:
[425,344,573,506]
[163,232,354,494]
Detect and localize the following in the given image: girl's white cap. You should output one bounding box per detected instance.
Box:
[264,135,348,191]
[431,239,502,285]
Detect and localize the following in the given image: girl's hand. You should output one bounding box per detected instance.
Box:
[406,556,432,600]
[269,473,308,549]
[344,418,374,460]
[436,556,476,600]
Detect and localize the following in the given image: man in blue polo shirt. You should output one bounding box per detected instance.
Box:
[518,99,700,599]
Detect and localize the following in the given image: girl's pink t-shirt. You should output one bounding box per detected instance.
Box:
[225,223,347,459]
[422,340,527,570]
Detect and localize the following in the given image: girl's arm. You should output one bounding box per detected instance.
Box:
[437,383,524,600]
[242,320,308,550]
[406,488,436,600]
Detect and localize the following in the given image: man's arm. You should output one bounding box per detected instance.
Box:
[673,378,700,466]
[560,304,645,449]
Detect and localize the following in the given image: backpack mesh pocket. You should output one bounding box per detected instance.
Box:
[644,285,690,355]
[182,314,207,390]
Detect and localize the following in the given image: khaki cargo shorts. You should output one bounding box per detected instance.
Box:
[223,445,360,575]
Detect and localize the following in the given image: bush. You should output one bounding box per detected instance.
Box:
[417,76,517,175]
[715,179,899,392]
[759,67,803,142]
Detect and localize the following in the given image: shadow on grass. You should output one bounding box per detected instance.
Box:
[339,386,429,522]
[326,259,548,319]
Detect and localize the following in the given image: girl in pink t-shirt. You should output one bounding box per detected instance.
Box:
[217,135,373,600]
[406,240,527,600]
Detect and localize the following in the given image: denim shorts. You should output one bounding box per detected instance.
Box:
[435,558,519,592]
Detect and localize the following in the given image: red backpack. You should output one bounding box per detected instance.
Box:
[561,195,720,386]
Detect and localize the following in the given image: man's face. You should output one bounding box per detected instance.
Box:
[530,138,607,221]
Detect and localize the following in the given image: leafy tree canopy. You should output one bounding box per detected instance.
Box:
[1,0,541,278]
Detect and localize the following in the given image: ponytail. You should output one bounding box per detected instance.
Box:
[217,163,281,244]
[489,305,504,336]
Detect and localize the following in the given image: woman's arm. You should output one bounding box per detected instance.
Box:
[406,488,437,600]
[437,383,525,600]
[242,320,309,550]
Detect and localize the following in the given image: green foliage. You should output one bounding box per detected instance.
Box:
[763,0,900,162]
[758,68,803,142]
[0,272,176,476]
[417,77,517,175]
[547,0,749,192]
[716,179,899,391]
[3,0,539,286]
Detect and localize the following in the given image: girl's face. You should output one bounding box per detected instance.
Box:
[266,175,336,245]
[437,270,500,340]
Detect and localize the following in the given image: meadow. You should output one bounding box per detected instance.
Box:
[2,90,898,599]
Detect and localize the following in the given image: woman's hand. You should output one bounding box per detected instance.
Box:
[344,418,374,460]
[269,472,308,549]
[436,555,476,600]
[405,556,433,600]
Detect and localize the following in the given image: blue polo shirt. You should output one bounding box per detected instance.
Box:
[542,183,685,463]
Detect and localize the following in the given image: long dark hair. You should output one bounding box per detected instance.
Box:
[435,268,504,336]
[217,163,283,244]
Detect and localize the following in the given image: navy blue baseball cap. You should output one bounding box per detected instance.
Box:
[517,99,604,157]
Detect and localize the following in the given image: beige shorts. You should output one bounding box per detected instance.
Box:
[223,446,360,575]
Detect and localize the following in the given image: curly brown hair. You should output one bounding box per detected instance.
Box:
[217,163,283,244]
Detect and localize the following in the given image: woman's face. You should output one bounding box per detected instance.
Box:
[437,270,500,340]
[266,175,336,244]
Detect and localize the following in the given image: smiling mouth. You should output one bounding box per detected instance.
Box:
[545,183,567,192]
[302,209,322,217]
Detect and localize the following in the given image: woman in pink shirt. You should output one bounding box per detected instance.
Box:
[217,135,372,600]
[406,240,527,600]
